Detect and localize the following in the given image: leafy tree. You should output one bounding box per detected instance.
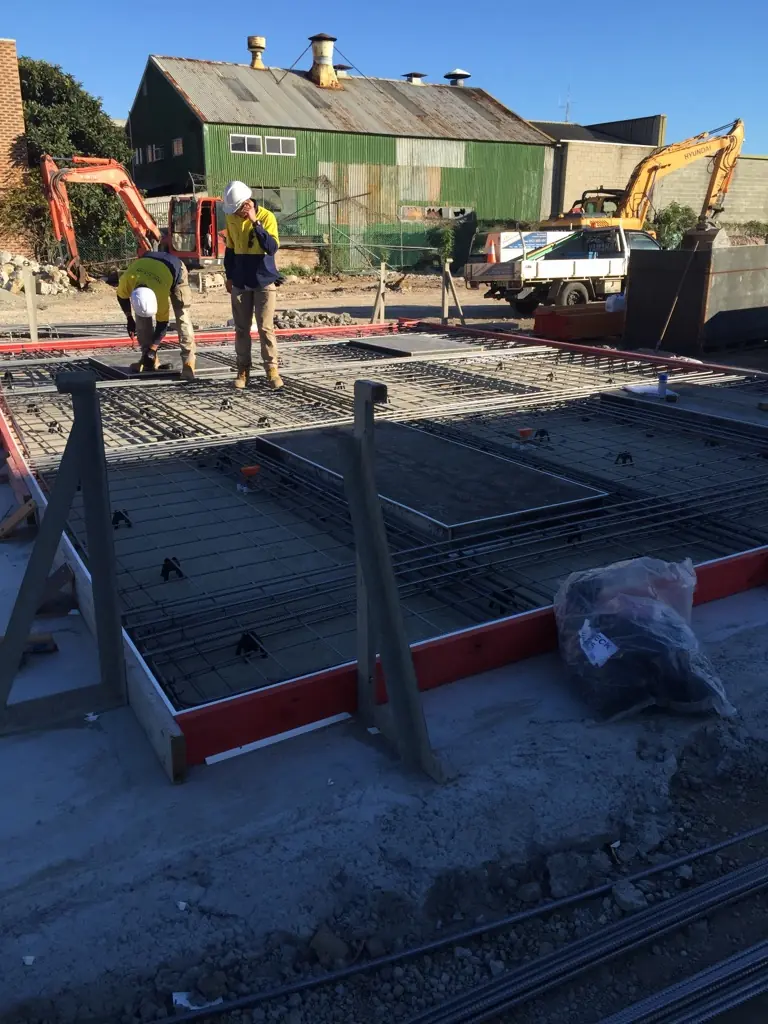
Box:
[647,203,697,250]
[0,58,131,261]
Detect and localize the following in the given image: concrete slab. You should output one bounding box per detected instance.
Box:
[1,588,767,1019]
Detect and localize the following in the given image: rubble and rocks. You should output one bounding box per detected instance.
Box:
[612,881,648,913]
[0,250,73,296]
[225,308,356,330]
[274,309,355,329]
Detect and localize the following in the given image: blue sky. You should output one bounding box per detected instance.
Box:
[5,0,767,151]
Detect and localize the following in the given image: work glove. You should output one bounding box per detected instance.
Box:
[126,314,136,338]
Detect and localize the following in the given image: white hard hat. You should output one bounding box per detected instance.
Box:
[222,180,252,215]
[130,286,158,318]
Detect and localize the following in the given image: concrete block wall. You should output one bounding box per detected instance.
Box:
[653,156,768,225]
[0,38,30,255]
[559,140,655,212]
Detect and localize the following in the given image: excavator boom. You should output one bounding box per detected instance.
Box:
[618,119,744,226]
[541,119,745,234]
[41,155,162,287]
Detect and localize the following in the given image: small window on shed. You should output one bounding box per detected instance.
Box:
[172,138,184,157]
[230,134,262,154]
[265,136,296,157]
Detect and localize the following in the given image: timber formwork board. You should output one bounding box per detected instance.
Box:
[4,325,768,741]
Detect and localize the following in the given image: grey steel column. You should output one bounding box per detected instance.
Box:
[353,380,382,727]
[341,405,446,782]
[57,372,127,702]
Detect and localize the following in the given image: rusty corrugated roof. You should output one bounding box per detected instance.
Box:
[151,56,551,145]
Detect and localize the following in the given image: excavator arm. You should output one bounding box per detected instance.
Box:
[617,119,745,226]
[40,155,162,287]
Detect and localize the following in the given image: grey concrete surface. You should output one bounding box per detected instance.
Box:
[2,587,768,1018]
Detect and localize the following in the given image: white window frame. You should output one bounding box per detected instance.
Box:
[264,136,296,157]
[229,133,262,155]
[134,148,144,166]
[172,137,184,157]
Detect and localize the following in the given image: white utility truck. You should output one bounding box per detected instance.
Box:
[472,226,661,315]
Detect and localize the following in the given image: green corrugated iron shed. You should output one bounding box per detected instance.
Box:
[128,42,553,266]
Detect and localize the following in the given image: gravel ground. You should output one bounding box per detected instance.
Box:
[5,721,768,1024]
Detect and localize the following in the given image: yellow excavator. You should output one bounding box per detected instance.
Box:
[542,119,745,239]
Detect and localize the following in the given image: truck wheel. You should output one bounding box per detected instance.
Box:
[558,281,589,306]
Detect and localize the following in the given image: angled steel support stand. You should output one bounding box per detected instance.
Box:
[440,260,466,326]
[0,371,127,716]
[343,380,447,782]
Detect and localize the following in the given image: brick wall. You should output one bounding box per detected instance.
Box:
[0,38,30,255]
[653,156,768,224]
[559,140,655,212]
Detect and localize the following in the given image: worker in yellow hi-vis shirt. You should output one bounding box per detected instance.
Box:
[222,181,282,390]
[116,251,196,379]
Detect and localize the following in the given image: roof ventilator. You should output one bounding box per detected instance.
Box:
[247,35,266,70]
[308,33,340,89]
[444,68,471,87]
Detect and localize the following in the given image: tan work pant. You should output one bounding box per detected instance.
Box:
[231,283,278,371]
[136,263,196,365]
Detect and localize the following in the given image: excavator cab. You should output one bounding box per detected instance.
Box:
[167,196,227,264]
[576,189,624,216]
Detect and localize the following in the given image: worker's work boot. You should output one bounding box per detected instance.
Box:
[266,367,284,391]
[234,367,250,390]
[130,351,160,373]
[180,359,196,382]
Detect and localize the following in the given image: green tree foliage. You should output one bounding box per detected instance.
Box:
[0,58,131,260]
[647,203,697,250]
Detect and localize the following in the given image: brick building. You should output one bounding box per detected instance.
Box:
[0,38,29,254]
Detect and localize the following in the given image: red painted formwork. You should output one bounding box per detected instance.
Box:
[0,320,402,356]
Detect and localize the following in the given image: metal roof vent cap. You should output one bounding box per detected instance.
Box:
[334,64,352,79]
[247,36,266,70]
[402,71,427,85]
[444,68,471,87]
[309,33,340,89]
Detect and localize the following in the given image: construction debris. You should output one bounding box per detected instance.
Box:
[275,309,356,329]
[0,251,73,296]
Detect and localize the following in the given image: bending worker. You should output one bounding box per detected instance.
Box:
[222,181,283,390]
[116,250,196,379]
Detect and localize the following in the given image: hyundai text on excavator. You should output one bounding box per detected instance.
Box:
[41,155,226,287]
[541,118,745,235]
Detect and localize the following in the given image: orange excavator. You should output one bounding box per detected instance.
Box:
[542,119,745,235]
[41,155,227,287]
